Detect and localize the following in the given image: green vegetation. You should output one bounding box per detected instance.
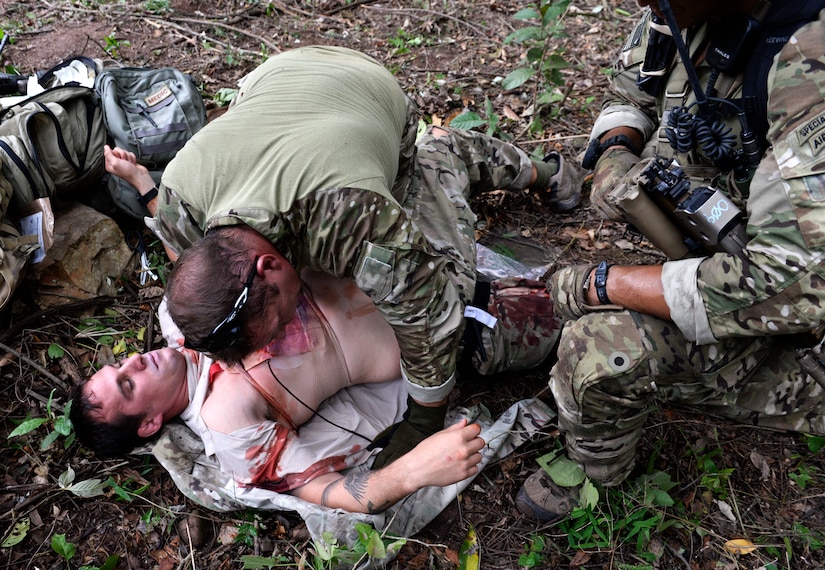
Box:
[502,0,572,132]
[52,533,119,570]
[240,523,405,569]
[7,389,74,451]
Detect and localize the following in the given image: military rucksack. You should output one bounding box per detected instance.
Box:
[0,56,107,311]
[0,56,106,217]
[95,66,207,219]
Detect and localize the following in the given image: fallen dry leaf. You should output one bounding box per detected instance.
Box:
[724,538,758,555]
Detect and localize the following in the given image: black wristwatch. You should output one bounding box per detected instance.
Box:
[582,134,638,170]
[594,261,611,305]
[136,185,159,207]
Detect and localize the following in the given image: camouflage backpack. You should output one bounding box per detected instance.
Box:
[0,56,106,217]
[0,56,107,311]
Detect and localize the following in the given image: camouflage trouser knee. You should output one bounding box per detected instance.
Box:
[398,127,557,375]
[548,310,825,485]
[471,277,562,375]
[396,125,537,302]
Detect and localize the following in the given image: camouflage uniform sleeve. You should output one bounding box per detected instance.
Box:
[663,14,825,344]
[588,10,658,142]
[286,187,464,404]
[144,183,207,258]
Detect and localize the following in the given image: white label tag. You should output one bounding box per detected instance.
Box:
[464,306,497,329]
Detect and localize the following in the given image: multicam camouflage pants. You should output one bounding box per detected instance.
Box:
[550,309,825,486]
[399,125,562,376]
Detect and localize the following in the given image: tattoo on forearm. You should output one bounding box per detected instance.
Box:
[321,479,342,507]
[343,471,371,504]
[321,472,397,513]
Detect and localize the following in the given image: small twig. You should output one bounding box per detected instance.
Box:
[0,489,51,522]
[323,0,381,16]
[0,341,69,393]
[522,133,590,145]
[364,6,488,38]
[0,296,113,344]
[726,478,747,536]
[666,542,693,570]
[143,18,274,59]
[169,16,281,54]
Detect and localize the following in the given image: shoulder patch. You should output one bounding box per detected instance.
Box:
[795,112,825,157]
[621,11,653,69]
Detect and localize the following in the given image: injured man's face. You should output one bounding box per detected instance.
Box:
[82,347,190,436]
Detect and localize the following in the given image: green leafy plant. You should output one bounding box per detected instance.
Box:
[695,447,735,499]
[309,524,405,569]
[450,97,512,141]
[518,533,546,567]
[1,517,30,548]
[144,0,170,14]
[240,554,293,569]
[559,470,680,561]
[502,0,572,133]
[805,434,825,453]
[387,28,425,57]
[59,466,107,498]
[75,310,145,355]
[213,87,238,107]
[103,32,130,58]
[106,474,150,503]
[789,463,816,490]
[140,508,174,534]
[234,512,264,548]
[765,521,825,566]
[52,533,119,570]
[47,343,65,359]
[7,390,74,451]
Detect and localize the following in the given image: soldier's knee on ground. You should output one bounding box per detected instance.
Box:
[549,311,658,485]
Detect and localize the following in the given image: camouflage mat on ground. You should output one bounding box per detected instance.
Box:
[135,397,554,566]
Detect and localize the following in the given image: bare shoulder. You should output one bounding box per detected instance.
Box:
[199,367,269,434]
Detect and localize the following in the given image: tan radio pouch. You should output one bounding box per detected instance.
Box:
[603,157,691,260]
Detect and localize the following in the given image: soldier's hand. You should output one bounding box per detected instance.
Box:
[370,397,447,469]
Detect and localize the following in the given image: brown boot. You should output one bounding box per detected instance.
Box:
[515,468,580,523]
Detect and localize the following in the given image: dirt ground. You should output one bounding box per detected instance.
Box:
[1,0,825,569]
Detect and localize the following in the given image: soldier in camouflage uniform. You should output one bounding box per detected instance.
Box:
[516,0,825,522]
[102,45,579,469]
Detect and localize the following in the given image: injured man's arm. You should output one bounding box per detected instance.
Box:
[291,419,484,513]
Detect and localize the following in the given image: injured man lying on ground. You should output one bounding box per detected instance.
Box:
[72,250,557,546]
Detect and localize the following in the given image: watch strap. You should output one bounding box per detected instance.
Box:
[594,261,611,305]
[136,185,158,207]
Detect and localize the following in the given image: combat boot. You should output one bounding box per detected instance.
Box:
[515,467,580,523]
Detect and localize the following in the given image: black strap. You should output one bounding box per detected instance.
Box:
[461,281,492,363]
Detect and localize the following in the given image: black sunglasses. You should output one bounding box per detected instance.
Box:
[184,256,259,353]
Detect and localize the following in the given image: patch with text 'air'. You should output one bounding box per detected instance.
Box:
[796,112,825,157]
